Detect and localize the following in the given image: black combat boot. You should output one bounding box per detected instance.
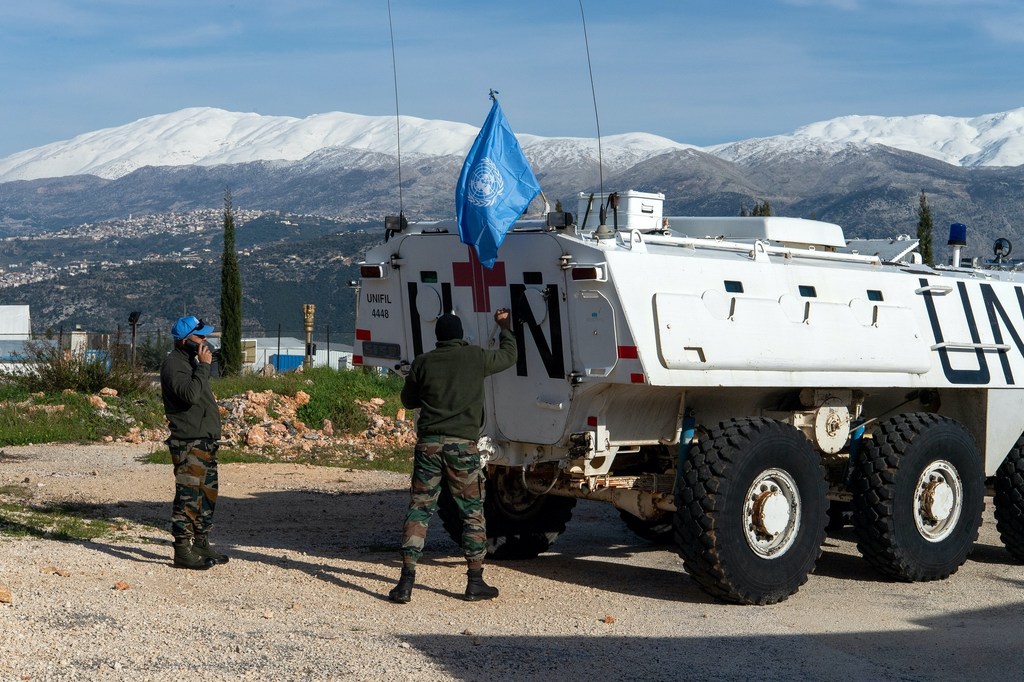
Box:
[173,539,215,570]
[389,566,416,604]
[193,535,230,564]
[464,568,499,601]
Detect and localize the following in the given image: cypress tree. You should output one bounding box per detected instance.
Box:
[917,191,934,266]
[219,188,243,375]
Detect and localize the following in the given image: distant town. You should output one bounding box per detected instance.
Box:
[0,208,264,288]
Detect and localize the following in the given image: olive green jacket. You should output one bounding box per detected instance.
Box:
[160,346,221,442]
[401,329,517,441]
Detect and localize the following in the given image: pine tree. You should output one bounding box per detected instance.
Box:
[751,200,773,217]
[219,188,243,376]
[917,191,934,266]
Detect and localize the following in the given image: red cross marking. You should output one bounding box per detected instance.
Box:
[452,247,506,313]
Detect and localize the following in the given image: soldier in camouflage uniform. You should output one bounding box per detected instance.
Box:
[389,308,517,603]
[160,315,229,570]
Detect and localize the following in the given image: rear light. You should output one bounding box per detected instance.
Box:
[587,416,599,427]
[630,373,645,384]
[360,264,387,279]
[353,355,363,365]
[356,329,371,341]
[617,345,638,359]
[571,264,606,281]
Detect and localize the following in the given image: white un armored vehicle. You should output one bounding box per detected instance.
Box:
[354,190,1024,604]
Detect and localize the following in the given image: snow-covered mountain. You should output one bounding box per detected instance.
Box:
[1,106,1021,184]
[710,109,1024,168]
[0,107,690,183]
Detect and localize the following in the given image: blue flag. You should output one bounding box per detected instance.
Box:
[456,99,541,269]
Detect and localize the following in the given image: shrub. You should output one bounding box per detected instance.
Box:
[0,341,151,398]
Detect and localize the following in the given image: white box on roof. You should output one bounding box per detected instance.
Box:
[577,190,664,232]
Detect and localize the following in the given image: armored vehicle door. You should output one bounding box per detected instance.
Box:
[488,232,572,445]
[394,230,571,445]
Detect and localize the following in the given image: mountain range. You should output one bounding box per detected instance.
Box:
[0,107,1022,248]
[3,107,1024,184]
[1,106,1024,335]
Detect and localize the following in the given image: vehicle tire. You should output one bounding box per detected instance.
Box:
[438,467,576,560]
[850,413,984,581]
[993,435,1024,562]
[619,509,675,544]
[674,418,828,605]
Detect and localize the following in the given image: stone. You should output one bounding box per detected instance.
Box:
[41,566,71,577]
[0,586,12,603]
[88,395,107,409]
[246,425,267,447]
[98,387,118,397]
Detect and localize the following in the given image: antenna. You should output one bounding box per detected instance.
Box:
[387,0,404,222]
[578,0,605,202]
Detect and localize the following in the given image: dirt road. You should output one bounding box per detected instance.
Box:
[1,443,1023,681]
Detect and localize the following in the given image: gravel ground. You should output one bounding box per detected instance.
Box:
[2,443,1024,682]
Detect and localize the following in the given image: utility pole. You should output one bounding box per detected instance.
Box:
[303,304,315,370]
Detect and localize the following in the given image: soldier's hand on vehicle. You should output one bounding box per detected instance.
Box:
[494,308,511,330]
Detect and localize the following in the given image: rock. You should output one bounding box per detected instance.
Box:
[113,580,131,591]
[246,425,267,447]
[294,391,310,406]
[0,586,12,603]
[322,420,334,436]
[98,387,118,397]
[258,363,276,376]
[41,566,71,577]
[88,395,106,409]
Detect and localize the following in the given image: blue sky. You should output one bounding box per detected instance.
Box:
[1,0,1022,158]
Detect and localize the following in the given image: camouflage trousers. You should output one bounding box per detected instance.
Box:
[168,439,219,540]
[400,437,487,568]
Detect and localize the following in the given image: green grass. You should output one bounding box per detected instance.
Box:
[0,390,166,446]
[143,448,288,465]
[0,366,405,448]
[143,443,414,473]
[212,366,405,433]
[0,500,116,541]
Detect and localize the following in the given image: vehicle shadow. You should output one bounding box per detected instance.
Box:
[395,599,1024,681]
[27,484,1020,607]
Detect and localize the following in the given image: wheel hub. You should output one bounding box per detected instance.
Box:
[752,490,789,536]
[743,468,801,558]
[921,479,955,523]
[913,460,963,542]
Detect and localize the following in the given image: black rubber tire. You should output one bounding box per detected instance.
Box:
[993,435,1024,562]
[850,413,984,581]
[674,418,828,605]
[437,468,576,560]
[619,509,674,544]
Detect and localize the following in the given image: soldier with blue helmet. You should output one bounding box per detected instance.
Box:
[160,315,228,570]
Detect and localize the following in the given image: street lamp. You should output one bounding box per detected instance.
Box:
[127,311,141,365]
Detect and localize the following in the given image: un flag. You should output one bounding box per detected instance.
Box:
[456,99,541,269]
